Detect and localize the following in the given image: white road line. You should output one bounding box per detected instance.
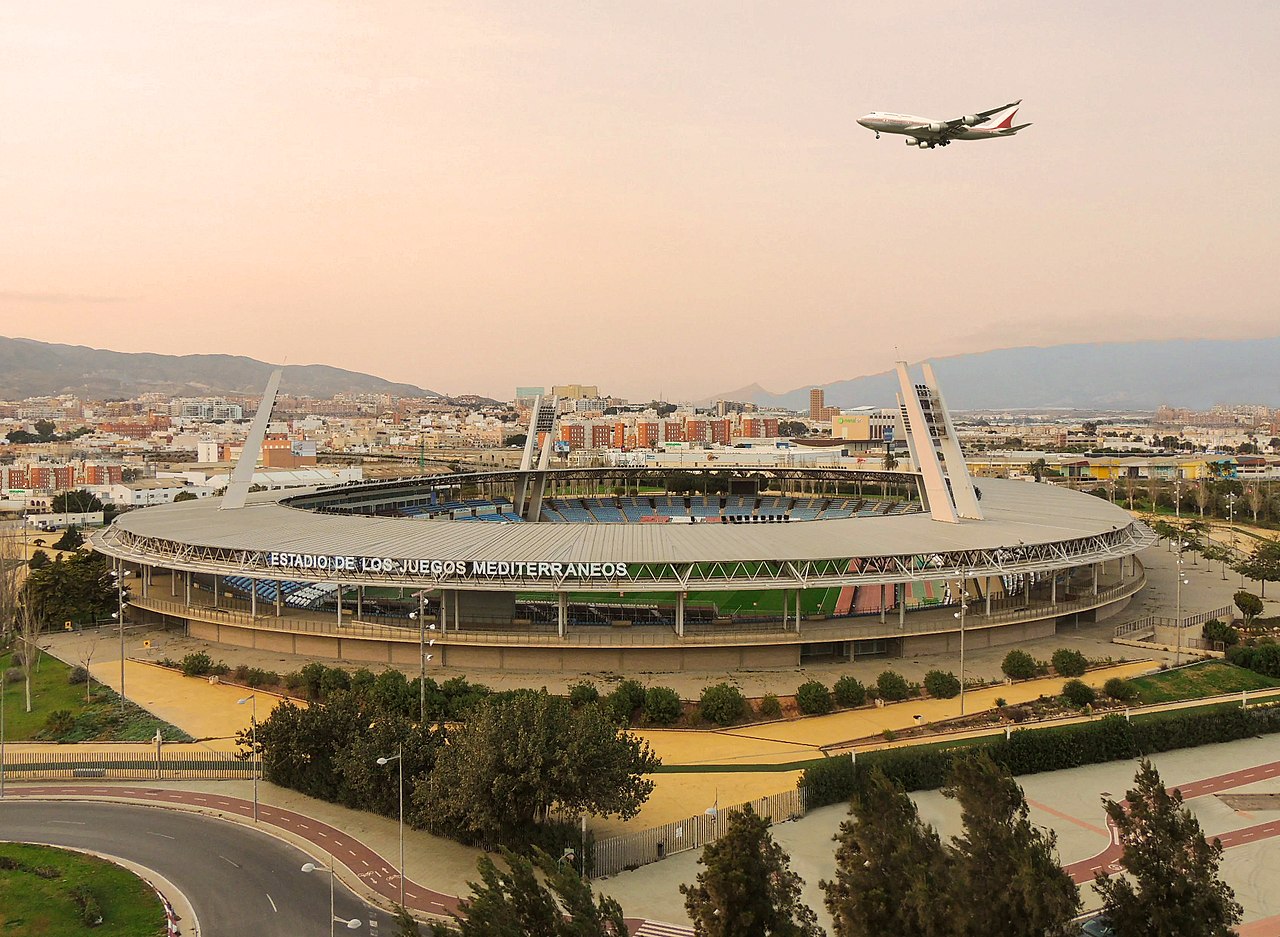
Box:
[48,820,86,825]
[218,855,241,868]
[267,893,278,913]
[146,831,176,840]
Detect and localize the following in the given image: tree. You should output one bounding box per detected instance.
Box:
[51,489,104,514]
[923,670,960,699]
[875,670,909,701]
[1245,484,1266,523]
[683,804,824,937]
[1027,458,1049,481]
[945,753,1080,937]
[882,449,899,472]
[0,535,23,647]
[14,600,44,713]
[1001,649,1038,680]
[832,675,866,708]
[1051,647,1089,677]
[1238,540,1280,598]
[27,549,50,570]
[699,682,746,725]
[392,906,420,937]
[33,418,56,439]
[642,686,682,725]
[823,770,949,937]
[433,848,625,937]
[53,526,84,551]
[1233,590,1262,625]
[414,691,658,847]
[1095,759,1241,937]
[796,680,833,715]
[173,490,199,503]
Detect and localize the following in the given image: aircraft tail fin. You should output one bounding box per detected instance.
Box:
[993,108,1019,130]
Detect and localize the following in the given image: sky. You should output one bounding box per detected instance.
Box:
[2,2,1277,401]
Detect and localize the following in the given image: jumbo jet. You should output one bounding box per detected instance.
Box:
[857,100,1030,149]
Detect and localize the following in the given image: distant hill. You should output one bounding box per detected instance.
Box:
[706,338,1280,411]
[0,336,439,399]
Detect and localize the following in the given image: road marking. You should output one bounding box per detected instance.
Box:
[267,893,278,913]
[48,820,86,825]
[146,831,176,840]
[218,855,241,868]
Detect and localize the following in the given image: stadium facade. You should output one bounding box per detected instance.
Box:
[92,363,1155,673]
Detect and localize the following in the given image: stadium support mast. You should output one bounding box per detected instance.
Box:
[513,395,559,521]
[221,368,283,511]
[895,361,982,523]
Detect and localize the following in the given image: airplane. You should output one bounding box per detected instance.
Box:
[857,100,1030,149]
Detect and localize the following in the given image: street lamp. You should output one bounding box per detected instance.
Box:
[1175,543,1191,667]
[111,567,133,718]
[1,663,7,799]
[237,695,259,822]
[302,857,362,936]
[408,602,437,724]
[376,743,405,907]
[952,579,971,715]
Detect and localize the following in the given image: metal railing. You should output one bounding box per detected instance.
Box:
[0,750,257,781]
[591,787,806,878]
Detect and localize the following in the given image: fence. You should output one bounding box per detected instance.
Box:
[591,786,806,878]
[1113,605,1234,642]
[0,750,257,781]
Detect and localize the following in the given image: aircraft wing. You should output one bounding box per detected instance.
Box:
[926,99,1022,134]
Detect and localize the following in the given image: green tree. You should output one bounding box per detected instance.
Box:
[414,691,658,847]
[945,753,1080,937]
[1050,647,1089,677]
[823,770,949,937]
[26,549,50,570]
[796,680,833,715]
[832,675,866,708]
[604,678,646,724]
[1095,759,1241,937]
[51,489,105,514]
[433,848,625,936]
[1233,590,1263,625]
[53,526,84,551]
[22,551,119,626]
[699,682,746,725]
[392,906,420,937]
[875,671,909,701]
[1027,457,1049,480]
[33,419,56,439]
[1062,679,1097,708]
[683,804,824,937]
[173,490,199,503]
[1238,540,1280,598]
[923,670,960,699]
[642,686,682,725]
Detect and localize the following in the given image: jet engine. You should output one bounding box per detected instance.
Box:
[905,138,919,146]
[927,121,945,133]
[962,114,980,126]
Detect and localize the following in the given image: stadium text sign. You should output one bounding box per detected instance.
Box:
[265,552,628,579]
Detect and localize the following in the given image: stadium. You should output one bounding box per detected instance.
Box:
[91,364,1156,673]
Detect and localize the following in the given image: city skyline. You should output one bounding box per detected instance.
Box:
[4,2,1278,400]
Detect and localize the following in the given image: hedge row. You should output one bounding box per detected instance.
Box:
[801,704,1280,809]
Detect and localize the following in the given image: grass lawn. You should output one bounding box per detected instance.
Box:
[516,587,842,617]
[1127,660,1280,705]
[0,842,165,937]
[0,651,193,743]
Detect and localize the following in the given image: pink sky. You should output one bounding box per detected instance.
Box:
[2,2,1277,400]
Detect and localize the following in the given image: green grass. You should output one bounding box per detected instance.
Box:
[0,842,166,936]
[0,651,193,743]
[1128,660,1280,705]
[517,587,842,617]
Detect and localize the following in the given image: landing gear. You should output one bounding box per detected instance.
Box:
[875,132,880,139]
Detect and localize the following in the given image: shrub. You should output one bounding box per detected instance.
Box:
[876,670,910,702]
[70,884,102,926]
[1002,649,1038,680]
[994,696,1007,708]
[1103,676,1138,701]
[699,682,746,725]
[1050,648,1089,677]
[1226,642,1280,678]
[1203,619,1241,648]
[832,675,866,708]
[4,668,22,685]
[568,682,600,708]
[1062,679,1096,708]
[319,667,351,697]
[1235,590,1264,625]
[299,661,328,698]
[233,663,252,683]
[282,670,306,692]
[605,679,646,724]
[922,669,961,699]
[796,680,833,715]
[759,693,782,718]
[45,709,75,735]
[180,652,215,677]
[643,686,682,725]
[882,728,897,741]
[67,665,90,685]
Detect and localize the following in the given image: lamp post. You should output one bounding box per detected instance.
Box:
[302,855,362,936]
[237,695,259,822]
[376,743,405,907]
[952,579,970,715]
[1175,543,1190,666]
[1228,492,1242,587]
[408,602,436,724]
[1,665,6,799]
[111,567,132,718]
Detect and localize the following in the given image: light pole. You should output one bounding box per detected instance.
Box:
[407,602,436,724]
[952,581,970,715]
[111,567,132,718]
[1,663,6,799]
[1228,493,1242,587]
[1175,542,1190,666]
[376,743,405,907]
[237,695,259,822]
[302,855,362,936]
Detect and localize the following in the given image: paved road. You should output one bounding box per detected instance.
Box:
[0,800,390,936]
[1064,759,1280,884]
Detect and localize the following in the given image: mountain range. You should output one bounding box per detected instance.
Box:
[0,336,437,400]
[708,338,1280,411]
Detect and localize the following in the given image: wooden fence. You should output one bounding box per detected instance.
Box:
[0,750,257,781]
[591,786,806,878]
